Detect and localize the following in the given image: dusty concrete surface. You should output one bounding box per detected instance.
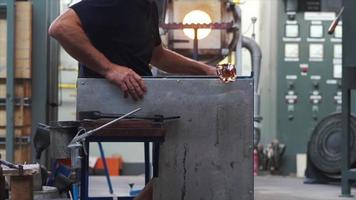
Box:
[255,175,355,200]
[89,175,356,200]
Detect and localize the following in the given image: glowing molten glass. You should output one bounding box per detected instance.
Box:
[216,63,237,83]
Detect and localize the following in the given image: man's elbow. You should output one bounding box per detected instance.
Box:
[48,20,63,38]
[151,45,166,66]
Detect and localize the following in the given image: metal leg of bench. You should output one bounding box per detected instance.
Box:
[98,142,114,194]
[144,142,150,184]
[153,142,160,178]
[81,141,90,200]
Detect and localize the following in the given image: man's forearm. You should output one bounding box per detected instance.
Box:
[151,46,216,75]
[49,9,114,77]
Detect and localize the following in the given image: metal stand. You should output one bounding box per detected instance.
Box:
[340,0,356,197]
[97,142,114,194]
[78,119,166,200]
[341,67,356,197]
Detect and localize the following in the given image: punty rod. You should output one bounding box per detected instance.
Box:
[69,108,142,144]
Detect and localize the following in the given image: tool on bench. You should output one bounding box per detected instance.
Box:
[0,160,21,170]
[0,159,24,176]
[70,108,143,144]
[33,124,51,189]
[34,124,51,162]
[79,110,180,122]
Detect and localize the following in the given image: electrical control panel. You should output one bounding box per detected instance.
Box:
[276,4,342,173]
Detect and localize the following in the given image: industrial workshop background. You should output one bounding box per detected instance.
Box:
[1,0,356,200]
[0,0,343,179]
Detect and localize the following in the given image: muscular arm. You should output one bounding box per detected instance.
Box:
[48,9,146,100]
[150,44,216,75]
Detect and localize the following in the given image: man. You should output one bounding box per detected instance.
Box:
[49,0,216,199]
[49,0,216,101]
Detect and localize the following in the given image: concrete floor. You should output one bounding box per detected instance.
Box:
[255,175,355,200]
[89,175,356,199]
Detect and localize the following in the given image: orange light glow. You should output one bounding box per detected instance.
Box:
[183,10,212,40]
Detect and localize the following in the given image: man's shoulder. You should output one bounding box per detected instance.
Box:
[71,0,122,8]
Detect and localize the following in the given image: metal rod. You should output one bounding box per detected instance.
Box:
[0,159,18,169]
[144,142,150,184]
[193,28,198,60]
[328,6,344,35]
[97,142,114,194]
[6,0,15,163]
[80,142,89,199]
[31,0,51,164]
[70,108,142,143]
[153,142,160,177]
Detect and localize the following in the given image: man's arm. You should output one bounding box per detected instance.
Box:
[48,9,146,100]
[150,44,216,75]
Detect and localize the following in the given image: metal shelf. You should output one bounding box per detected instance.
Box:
[0,98,31,107]
[0,136,31,145]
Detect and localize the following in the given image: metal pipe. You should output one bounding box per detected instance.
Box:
[242,36,262,117]
[242,36,262,91]
[227,2,241,53]
[6,0,15,163]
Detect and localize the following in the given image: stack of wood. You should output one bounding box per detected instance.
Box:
[0,1,32,163]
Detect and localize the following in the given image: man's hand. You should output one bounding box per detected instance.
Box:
[206,66,217,76]
[105,64,147,101]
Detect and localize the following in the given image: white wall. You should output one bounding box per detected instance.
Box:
[239,0,260,76]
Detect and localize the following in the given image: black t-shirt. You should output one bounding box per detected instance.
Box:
[70,0,162,77]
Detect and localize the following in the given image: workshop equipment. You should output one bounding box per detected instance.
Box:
[266,140,286,174]
[33,124,50,162]
[161,0,242,68]
[48,121,81,159]
[0,159,20,170]
[0,163,40,200]
[32,122,80,194]
[78,110,180,122]
[242,36,262,146]
[81,119,165,199]
[162,0,263,147]
[341,1,356,195]
[274,0,343,174]
[0,167,5,200]
[328,6,344,35]
[77,77,253,200]
[78,118,167,199]
[68,108,142,200]
[33,124,51,189]
[42,109,145,199]
[308,113,356,176]
[69,108,142,144]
